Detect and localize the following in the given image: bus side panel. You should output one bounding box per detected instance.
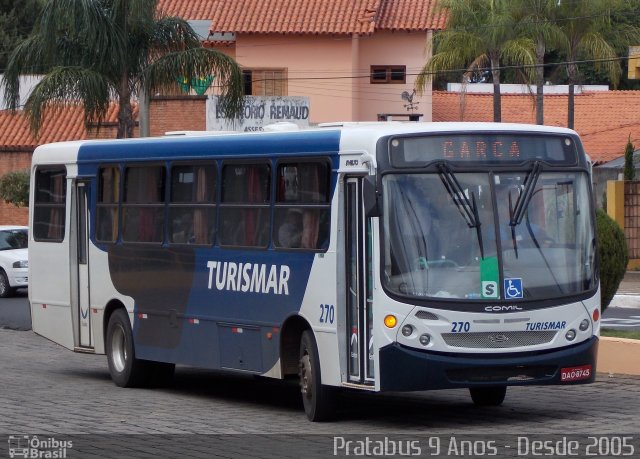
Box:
[29,191,74,350]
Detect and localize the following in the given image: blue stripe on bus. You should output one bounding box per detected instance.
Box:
[76,129,341,372]
[134,248,316,369]
[76,129,342,165]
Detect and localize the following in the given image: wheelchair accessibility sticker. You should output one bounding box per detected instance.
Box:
[504,278,523,299]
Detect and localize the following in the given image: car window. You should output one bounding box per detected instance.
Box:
[0,230,28,250]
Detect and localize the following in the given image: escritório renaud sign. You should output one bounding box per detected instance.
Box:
[207,95,310,132]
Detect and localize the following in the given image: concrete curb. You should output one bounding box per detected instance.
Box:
[598,336,640,376]
[609,294,640,309]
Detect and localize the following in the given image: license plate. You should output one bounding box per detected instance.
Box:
[560,365,592,382]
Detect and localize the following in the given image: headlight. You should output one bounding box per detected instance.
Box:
[13,260,28,268]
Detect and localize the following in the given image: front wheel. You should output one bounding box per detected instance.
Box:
[106,309,149,387]
[299,330,336,421]
[469,386,507,406]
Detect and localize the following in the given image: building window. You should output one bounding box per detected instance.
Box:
[242,69,287,96]
[169,163,217,245]
[33,168,67,242]
[370,65,406,84]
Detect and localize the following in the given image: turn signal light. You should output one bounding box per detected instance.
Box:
[592,309,600,322]
[384,315,397,328]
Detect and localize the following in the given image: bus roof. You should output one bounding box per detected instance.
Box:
[31,122,579,166]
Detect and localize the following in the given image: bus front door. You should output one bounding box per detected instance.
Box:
[345,178,374,385]
[75,182,93,349]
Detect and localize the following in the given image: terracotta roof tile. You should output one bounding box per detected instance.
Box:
[433,90,640,163]
[156,0,220,19]
[207,0,441,35]
[0,103,134,150]
[377,0,446,31]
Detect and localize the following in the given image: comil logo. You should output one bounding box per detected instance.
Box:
[7,435,73,458]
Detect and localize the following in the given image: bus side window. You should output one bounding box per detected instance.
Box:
[33,167,67,242]
[220,163,270,248]
[169,163,216,245]
[122,166,165,243]
[96,166,120,242]
[274,161,330,250]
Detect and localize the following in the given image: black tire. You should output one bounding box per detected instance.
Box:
[0,270,14,298]
[106,309,149,387]
[299,330,336,421]
[470,386,507,406]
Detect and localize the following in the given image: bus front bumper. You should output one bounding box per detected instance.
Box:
[378,336,598,392]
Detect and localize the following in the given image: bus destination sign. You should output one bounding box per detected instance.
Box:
[390,134,577,167]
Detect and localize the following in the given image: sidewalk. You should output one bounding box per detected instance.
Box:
[609,271,640,309]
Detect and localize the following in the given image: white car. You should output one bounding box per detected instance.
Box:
[0,226,28,297]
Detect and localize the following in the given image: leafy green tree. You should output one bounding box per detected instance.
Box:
[0,170,29,207]
[512,0,564,125]
[555,0,640,129]
[0,0,42,71]
[596,209,628,312]
[3,0,244,138]
[623,135,636,181]
[416,0,536,122]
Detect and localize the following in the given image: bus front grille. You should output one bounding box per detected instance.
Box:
[441,331,557,349]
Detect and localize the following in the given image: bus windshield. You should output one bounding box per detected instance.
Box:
[382,170,595,302]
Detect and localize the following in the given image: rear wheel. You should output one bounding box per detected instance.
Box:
[470,386,507,406]
[299,330,336,421]
[106,309,149,387]
[0,270,14,298]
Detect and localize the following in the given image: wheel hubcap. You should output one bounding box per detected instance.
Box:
[111,324,127,373]
[0,277,6,295]
[299,353,313,399]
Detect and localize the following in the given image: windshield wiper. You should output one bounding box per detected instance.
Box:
[437,163,478,228]
[510,161,542,227]
[437,163,484,259]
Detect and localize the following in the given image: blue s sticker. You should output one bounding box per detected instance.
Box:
[504,278,523,299]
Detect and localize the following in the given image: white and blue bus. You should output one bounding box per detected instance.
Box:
[29,122,599,421]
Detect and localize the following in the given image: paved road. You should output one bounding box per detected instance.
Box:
[0,329,639,458]
[0,289,29,331]
[602,307,640,329]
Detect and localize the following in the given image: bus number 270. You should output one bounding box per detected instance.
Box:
[451,321,471,332]
[320,304,335,324]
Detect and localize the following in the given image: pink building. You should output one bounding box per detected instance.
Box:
[161,0,445,124]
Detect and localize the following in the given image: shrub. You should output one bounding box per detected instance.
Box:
[596,208,628,312]
[623,135,635,181]
[0,169,30,207]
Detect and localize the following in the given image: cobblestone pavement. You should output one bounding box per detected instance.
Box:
[1,329,639,457]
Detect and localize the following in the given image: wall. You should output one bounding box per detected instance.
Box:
[149,95,207,136]
[356,31,432,121]
[236,34,354,124]
[0,151,31,225]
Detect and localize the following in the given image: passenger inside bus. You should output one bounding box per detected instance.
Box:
[277,209,303,248]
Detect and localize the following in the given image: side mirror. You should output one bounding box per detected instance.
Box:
[363,175,380,217]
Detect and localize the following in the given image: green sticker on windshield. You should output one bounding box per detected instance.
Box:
[480,256,500,299]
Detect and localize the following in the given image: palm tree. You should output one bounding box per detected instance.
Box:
[513,0,564,125]
[2,0,244,139]
[416,0,535,122]
[555,0,632,129]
